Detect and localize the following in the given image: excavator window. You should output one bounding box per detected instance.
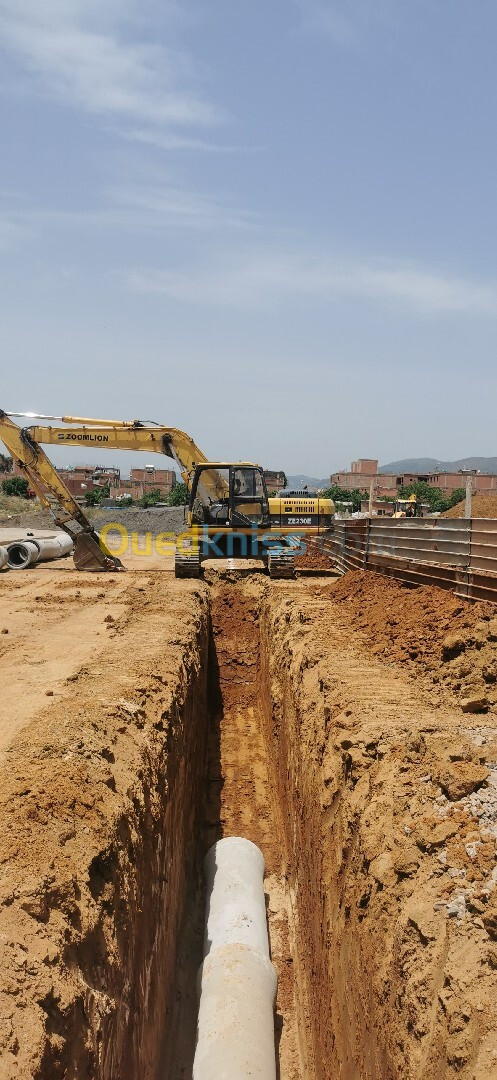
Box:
[190,467,231,525]
[189,465,269,528]
[231,467,268,526]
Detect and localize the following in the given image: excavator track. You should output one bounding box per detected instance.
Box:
[175,552,201,579]
[267,550,296,579]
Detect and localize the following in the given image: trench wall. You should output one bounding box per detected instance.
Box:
[0,583,209,1080]
[260,588,497,1080]
[260,596,386,1079]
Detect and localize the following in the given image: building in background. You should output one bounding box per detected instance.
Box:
[332,459,497,498]
[263,470,287,494]
[9,460,175,501]
[112,466,176,500]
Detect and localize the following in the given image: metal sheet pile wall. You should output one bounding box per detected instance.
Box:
[322,518,497,603]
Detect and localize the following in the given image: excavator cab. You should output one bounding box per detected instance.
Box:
[393,494,420,519]
[188,464,270,528]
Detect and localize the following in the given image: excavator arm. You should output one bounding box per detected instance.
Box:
[0,411,123,571]
[17,416,227,503]
[0,412,228,571]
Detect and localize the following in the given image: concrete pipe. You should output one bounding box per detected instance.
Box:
[30,534,74,561]
[7,541,40,569]
[194,945,277,1080]
[7,533,74,569]
[203,836,270,959]
[0,546,8,570]
[193,837,277,1080]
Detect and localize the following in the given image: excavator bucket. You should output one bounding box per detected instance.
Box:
[73,531,124,572]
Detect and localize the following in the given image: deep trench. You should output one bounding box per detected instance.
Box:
[158,574,306,1080]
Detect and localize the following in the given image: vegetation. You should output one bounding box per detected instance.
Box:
[2,475,29,498]
[167,481,189,506]
[319,481,468,515]
[397,481,466,514]
[139,487,164,508]
[0,454,12,475]
[84,485,110,507]
[320,485,365,512]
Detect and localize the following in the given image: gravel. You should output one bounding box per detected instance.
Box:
[91,507,188,537]
[0,506,189,537]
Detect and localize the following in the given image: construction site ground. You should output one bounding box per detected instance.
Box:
[1,543,497,1079]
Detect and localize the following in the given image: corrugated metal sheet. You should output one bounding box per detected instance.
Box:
[320,517,497,604]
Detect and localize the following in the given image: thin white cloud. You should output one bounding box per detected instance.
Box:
[123,128,261,154]
[110,185,257,231]
[0,182,256,237]
[293,0,399,47]
[0,210,35,251]
[0,0,219,130]
[124,250,497,316]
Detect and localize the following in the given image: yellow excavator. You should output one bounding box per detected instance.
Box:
[392,494,420,518]
[0,411,334,579]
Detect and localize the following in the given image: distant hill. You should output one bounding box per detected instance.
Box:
[286,474,330,490]
[379,457,497,475]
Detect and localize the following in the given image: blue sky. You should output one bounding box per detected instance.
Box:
[1,0,496,476]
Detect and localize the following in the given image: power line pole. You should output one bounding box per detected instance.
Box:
[459,469,478,519]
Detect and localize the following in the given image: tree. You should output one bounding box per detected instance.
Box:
[0,454,12,475]
[320,485,365,512]
[397,480,466,514]
[445,487,466,510]
[84,485,110,507]
[2,475,29,498]
[140,487,164,508]
[167,482,189,506]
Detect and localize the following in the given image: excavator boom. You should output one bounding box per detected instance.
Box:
[0,411,124,571]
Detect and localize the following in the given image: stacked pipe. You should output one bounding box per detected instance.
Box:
[193,837,277,1080]
[4,533,73,570]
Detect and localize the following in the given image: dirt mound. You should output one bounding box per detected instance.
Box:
[92,507,187,537]
[0,506,188,537]
[443,495,497,518]
[295,548,333,571]
[329,570,497,713]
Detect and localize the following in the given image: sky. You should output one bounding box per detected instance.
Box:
[1,0,497,476]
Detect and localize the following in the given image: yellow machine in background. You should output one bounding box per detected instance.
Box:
[392,494,420,518]
[0,412,335,579]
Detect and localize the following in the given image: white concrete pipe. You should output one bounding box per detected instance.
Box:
[7,540,40,568]
[7,533,74,569]
[0,546,8,570]
[193,837,277,1080]
[31,534,74,561]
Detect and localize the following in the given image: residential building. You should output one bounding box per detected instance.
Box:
[332,459,497,499]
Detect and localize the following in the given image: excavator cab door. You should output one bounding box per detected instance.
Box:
[230,466,269,528]
[189,467,231,525]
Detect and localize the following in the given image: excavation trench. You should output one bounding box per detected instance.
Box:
[2,569,496,1079]
[161,572,303,1080]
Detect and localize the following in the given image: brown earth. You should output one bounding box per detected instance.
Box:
[443,495,497,518]
[0,558,497,1078]
[262,576,497,1078]
[328,570,497,714]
